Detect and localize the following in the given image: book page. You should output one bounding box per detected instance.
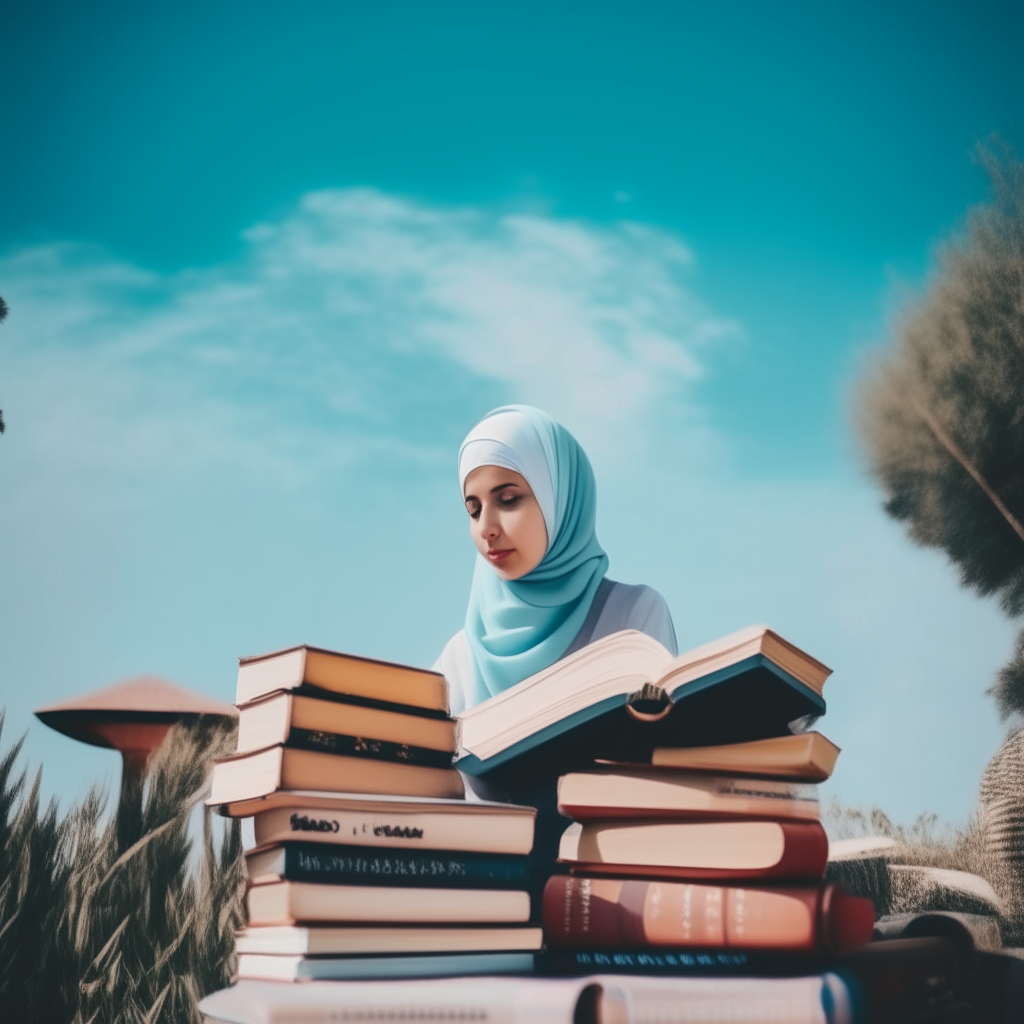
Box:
[459,630,673,758]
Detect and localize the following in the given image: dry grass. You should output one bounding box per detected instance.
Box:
[824,799,1024,943]
[0,710,246,1024]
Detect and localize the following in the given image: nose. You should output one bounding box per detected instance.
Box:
[478,503,501,540]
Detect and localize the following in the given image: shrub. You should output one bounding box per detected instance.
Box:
[0,710,245,1024]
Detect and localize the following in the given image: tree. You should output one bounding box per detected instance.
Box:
[853,144,1024,718]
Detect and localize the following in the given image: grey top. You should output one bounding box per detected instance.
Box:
[434,578,678,716]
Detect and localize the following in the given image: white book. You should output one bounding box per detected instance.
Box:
[200,973,853,1024]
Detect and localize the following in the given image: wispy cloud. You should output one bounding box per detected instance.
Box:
[1,189,737,496]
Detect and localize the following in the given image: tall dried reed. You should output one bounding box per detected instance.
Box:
[0,710,246,1024]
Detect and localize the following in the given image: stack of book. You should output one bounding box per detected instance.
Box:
[541,731,877,968]
[200,627,999,1021]
[209,644,541,981]
[504,627,879,972]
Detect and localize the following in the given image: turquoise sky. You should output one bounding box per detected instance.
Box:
[2,0,1022,824]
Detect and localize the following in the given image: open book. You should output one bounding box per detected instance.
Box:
[456,626,829,779]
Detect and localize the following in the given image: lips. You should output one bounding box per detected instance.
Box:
[486,549,514,564]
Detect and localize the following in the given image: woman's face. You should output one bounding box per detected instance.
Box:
[463,465,548,580]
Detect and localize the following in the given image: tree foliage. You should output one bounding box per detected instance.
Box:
[853,145,1024,717]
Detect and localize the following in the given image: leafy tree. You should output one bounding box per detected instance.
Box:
[853,145,1024,718]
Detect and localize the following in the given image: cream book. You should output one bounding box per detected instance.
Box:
[208,747,464,805]
[557,768,820,821]
[650,732,840,781]
[243,794,536,854]
[457,626,830,776]
[247,880,530,925]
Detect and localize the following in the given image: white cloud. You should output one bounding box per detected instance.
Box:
[0,188,737,492]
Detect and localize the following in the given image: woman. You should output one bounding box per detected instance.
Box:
[435,405,677,905]
[436,403,677,715]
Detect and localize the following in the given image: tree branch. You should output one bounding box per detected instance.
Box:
[913,399,1024,547]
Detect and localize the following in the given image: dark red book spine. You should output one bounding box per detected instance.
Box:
[543,875,875,954]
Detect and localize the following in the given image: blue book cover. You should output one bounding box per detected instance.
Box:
[236,951,536,981]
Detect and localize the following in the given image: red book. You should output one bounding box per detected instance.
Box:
[559,819,828,882]
[543,875,874,954]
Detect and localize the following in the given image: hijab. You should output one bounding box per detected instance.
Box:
[458,405,609,702]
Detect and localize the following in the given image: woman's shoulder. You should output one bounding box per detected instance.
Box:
[434,629,468,665]
[596,580,678,655]
[603,580,669,615]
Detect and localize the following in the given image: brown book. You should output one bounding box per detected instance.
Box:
[237,691,458,756]
[236,645,449,713]
[543,875,874,953]
[235,924,543,956]
[557,768,819,822]
[247,880,530,925]
[209,746,464,806]
[650,733,840,781]
[246,796,535,855]
[559,819,828,881]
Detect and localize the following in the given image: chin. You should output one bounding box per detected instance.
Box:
[491,561,524,581]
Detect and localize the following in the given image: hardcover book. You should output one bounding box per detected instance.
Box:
[236,689,458,756]
[543,876,874,953]
[246,880,531,926]
[208,746,465,805]
[244,841,529,889]
[234,924,543,956]
[278,728,454,769]
[235,951,537,982]
[557,768,819,822]
[236,644,449,713]
[558,819,829,881]
[244,794,536,855]
[456,626,830,782]
[199,973,855,1024]
[649,733,840,781]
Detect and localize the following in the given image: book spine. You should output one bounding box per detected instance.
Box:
[566,820,829,882]
[543,876,868,953]
[285,728,454,769]
[537,948,778,975]
[288,683,452,720]
[272,843,528,889]
[558,799,821,823]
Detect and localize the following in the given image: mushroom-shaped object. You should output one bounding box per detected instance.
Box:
[35,675,237,778]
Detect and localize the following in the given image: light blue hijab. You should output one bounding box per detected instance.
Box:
[459,405,609,703]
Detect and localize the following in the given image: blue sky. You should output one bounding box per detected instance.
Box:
[2,0,1022,825]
